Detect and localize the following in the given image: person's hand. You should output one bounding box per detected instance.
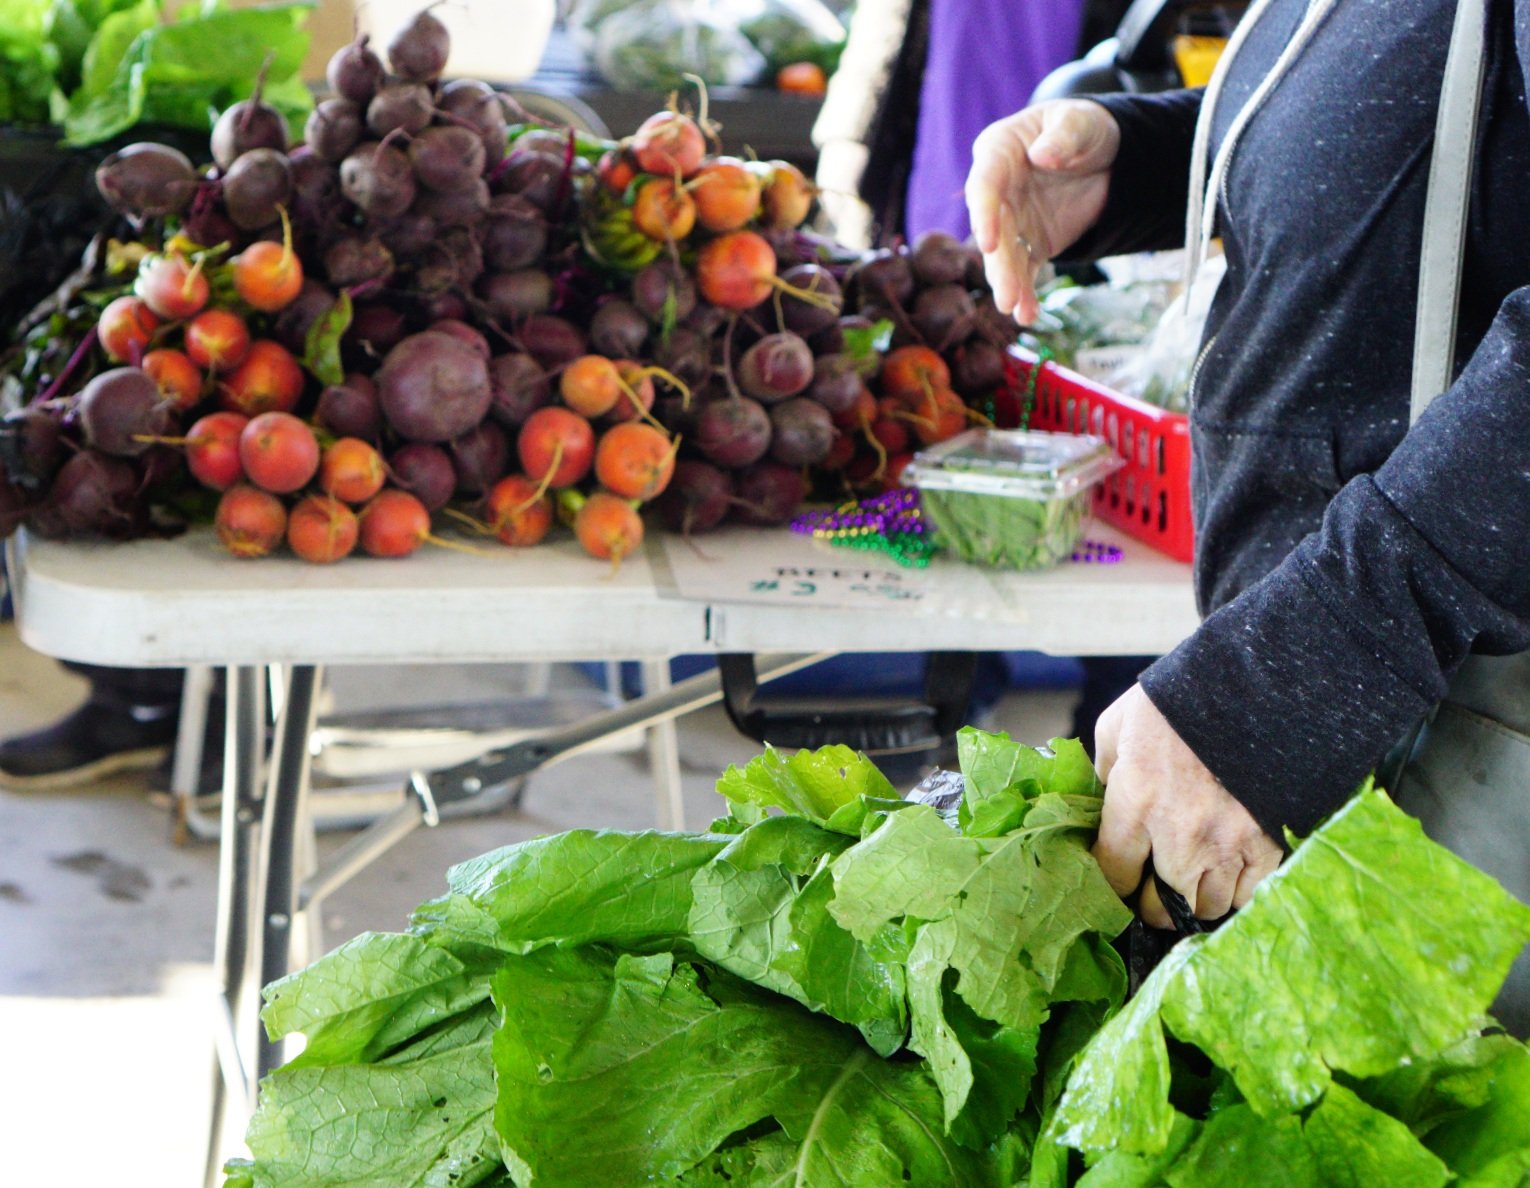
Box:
[1092,684,1283,928]
[965,99,1121,325]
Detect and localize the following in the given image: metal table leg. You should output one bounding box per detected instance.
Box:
[204,666,265,1188]
[255,664,323,1081]
[641,660,686,829]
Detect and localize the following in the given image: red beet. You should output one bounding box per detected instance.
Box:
[737,332,814,404]
[768,398,835,466]
[655,459,734,535]
[388,443,457,511]
[316,374,382,440]
[49,450,142,536]
[487,352,553,427]
[695,396,771,468]
[734,460,806,525]
[519,315,586,369]
[375,331,493,442]
[449,421,510,494]
[410,125,487,193]
[0,405,67,490]
[482,194,548,271]
[327,33,386,104]
[386,8,451,83]
[95,142,197,219]
[77,368,172,457]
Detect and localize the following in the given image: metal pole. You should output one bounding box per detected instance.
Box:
[255,664,322,1081]
[419,652,832,804]
[203,665,263,1188]
[641,660,686,829]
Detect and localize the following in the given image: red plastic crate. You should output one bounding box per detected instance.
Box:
[1003,348,1194,562]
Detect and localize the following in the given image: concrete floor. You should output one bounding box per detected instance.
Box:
[0,623,1075,1185]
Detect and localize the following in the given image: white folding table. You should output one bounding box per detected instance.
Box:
[6,521,1197,1183]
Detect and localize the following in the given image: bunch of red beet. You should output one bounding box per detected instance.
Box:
[0,5,1021,564]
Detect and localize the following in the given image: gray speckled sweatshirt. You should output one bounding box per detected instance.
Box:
[1080,0,1530,838]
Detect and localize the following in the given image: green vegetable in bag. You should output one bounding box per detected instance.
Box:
[592,0,768,91]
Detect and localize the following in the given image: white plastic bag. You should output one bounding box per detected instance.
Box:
[591,0,769,90]
[1110,253,1226,413]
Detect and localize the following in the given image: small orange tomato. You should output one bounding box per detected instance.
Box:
[776,62,828,97]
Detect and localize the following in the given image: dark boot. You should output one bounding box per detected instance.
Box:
[0,699,180,789]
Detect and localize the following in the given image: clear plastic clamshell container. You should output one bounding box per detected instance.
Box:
[902,428,1124,570]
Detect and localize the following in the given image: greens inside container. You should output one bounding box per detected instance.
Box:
[903,428,1122,570]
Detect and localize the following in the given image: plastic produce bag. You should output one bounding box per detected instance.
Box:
[1022,276,1178,387]
[730,0,847,72]
[563,0,632,52]
[1110,253,1226,413]
[590,0,768,90]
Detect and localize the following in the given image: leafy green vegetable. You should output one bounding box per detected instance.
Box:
[687,814,908,1054]
[301,289,351,388]
[261,930,492,1071]
[1411,1038,1530,1182]
[0,1,60,126]
[1159,1083,1451,1188]
[62,1,314,146]
[841,317,895,370]
[715,742,900,831]
[408,827,729,955]
[1162,790,1530,1114]
[45,0,147,95]
[827,754,1130,1142]
[919,481,1093,571]
[740,11,846,76]
[493,946,1002,1186]
[1047,787,1530,1178]
[232,739,1530,1187]
[241,1006,502,1188]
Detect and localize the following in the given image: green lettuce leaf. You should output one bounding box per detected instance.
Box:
[72,0,154,102]
[1355,1032,1524,1134]
[1416,1037,1530,1183]
[957,728,1099,835]
[1158,1083,1450,1188]
[1050,939,1197,1156]
[260,930,490,1069]
[829,796,1129,1133]
[63,2,314,146]
[1299,1082,1451,1187]
[676,1131,799,1184]
[687,814,907,1054]
[1052,788,1530,1164]
[241,1007,503,1187]
[1165,1104,1316,1186]
[832,804,1130,1033]
[1160,790,1530,1115]
[409,827,728,955]
[1074,1111,1200,1187]
[44,0,145,94]
[0,0,60,124]
[715,743,900,831]
[491,947,1003,1186]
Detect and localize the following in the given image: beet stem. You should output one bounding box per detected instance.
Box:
[34,326,98,404]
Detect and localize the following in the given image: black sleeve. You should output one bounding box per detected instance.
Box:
[1061,87,1202,263]
[1140,287,1530,840]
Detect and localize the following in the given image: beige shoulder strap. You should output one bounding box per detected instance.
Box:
[1411,0,1488,423]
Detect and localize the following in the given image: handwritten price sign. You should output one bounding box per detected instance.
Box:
[662,530,947,611]
[747,566,926,604]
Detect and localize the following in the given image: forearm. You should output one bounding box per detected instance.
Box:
[1141,288,1530,838]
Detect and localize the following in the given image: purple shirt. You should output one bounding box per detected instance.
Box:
[906,0,1088,240]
